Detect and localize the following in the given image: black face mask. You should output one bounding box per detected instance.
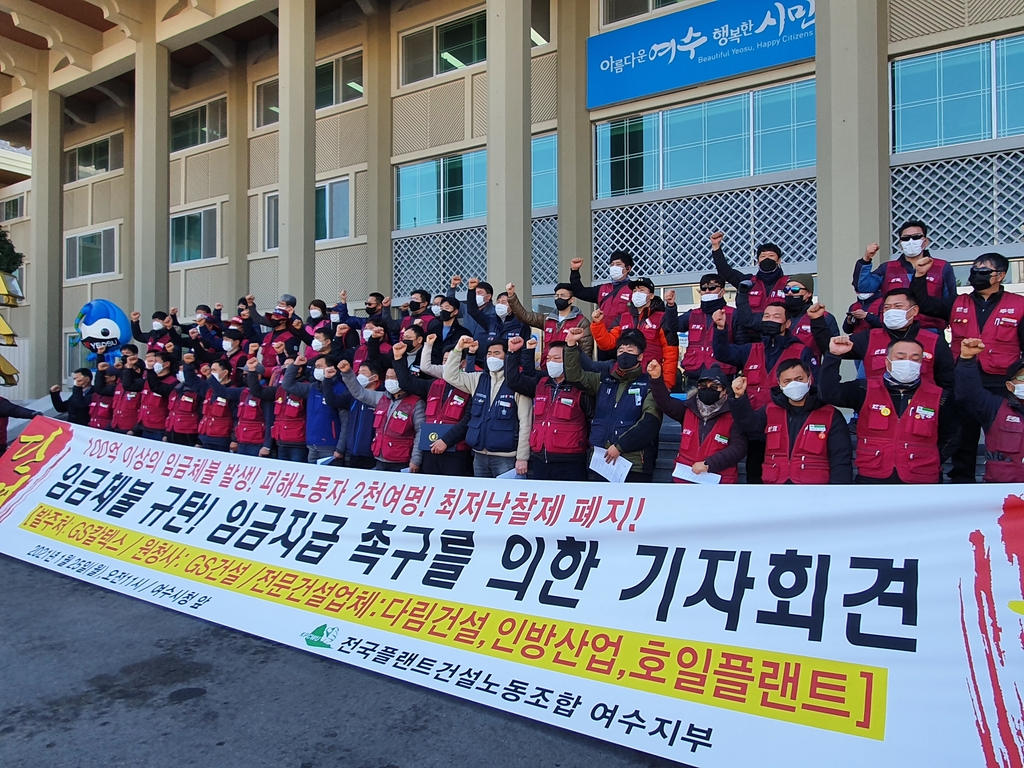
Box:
[554,298,571,312]
[616,352,639,370]
[758,257,779,273]
[761,321,784,337]
[784,296,809,314]
[439,309,453,322]
[408,300,422,312]
[365,305,378,315]
[968,270,995,290]
[696,387,721,405]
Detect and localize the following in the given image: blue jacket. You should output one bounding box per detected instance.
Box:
[283,365,351,448]
[324,378,373,457]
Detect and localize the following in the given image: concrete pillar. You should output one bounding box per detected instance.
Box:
[486,0,531,303]
[277,0,315,303]
[28,69,63,393]
[556,0,592,287]
[133,13,170,315]
[816,0,889,312]
[224,48,250,304]
[366,4,393,296]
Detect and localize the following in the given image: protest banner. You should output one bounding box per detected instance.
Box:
[0,417,1021,766]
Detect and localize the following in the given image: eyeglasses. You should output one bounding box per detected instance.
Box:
[782,286,805,295]
[899,234,925,242]
[970,268,996,278]
[700,285,721,292]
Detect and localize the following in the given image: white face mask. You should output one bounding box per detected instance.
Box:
[1014,383,1024,400]
[856,292,874,301]
[901,238,924,257]
[888,359,922,384]
[883,308,911,330]
[486,356,504,372]
[431,305,442,316]
[700,293,720,303]
[313,368,326,381]
[222,339,234,352]
[476,294,486,307]
[609,265,625,281]
[311,339,324,352]
[362,328,373,341]
[153,362,165,374]
[781,380,810,402]
[631,291,648,308]
[176,370,185,383]
[152,320,164,332]
[195,314,205,323]
[356,373,371,387]
[546,361,564,379]
[309,309,322,319]
[330,313,341,323]
[384,378,401,395]
[495,303,509,318]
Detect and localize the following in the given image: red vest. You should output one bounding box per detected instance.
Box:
[199,390,234,439]
[148,330,172,353]
[597,282,634,329]
[530,378,588,455]
[743,341,807,410]
[424,378,470,451]
[883,258,947,331]
[950,292,1024,375]
[371,394,420,464]
[166,388,201,434]
[790,313,827,360]
[260,328,294,365]
[674,408,738,484]
[762,403,836,484]
[543,313,588,349]
[271,386,306,444]
[856,378,942,483]
[746,274,788,314]
[110,382,142,432]
[846,298,883,335]
[865,327,937,381]
[138,376,175,431]
[618,308,665,368]
[401,314,432,331]
[353,341,391,372]
[983,401,1024,483]
[88,393,114,430]
[235,393,267,445]
[226,349,249,384]
[683,306,736,375]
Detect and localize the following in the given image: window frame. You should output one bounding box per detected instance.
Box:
[531,133,559,210]
[65,332,89,379]
[169,207,219,265]
[64,225,119,283]
[315,48,365,112]
[400,8,489,88]
[254,77,280,130]
[601,0,694,30]
[0,195,25,223]
[63,132,125,185]
[170,96,228,154]
[395,149,489,231]
[264,192,280,251]
[314,177,353,243]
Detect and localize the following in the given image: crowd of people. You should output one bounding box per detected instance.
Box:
[33,219,1024,485]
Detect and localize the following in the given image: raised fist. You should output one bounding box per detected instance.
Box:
[170,307,179,317]
[914,256,934,277]
[245,295,255,305]
[731,375,747,397]
[371,325,385,339]
[246,358,259,372]
[467,340,480,355]
[467,278,479,290]
[272,341,286,354]
[339,290,347,303]
[664,289,676,306]
[215,303,223,311]
[130,311,141,322]
[526,338,538,350]
[382,296,392,308]
[292,318,304,330]
[248,342,260,355]
[337,359,352,374]
[592,309,605,324]
[324,366,337,378]
[570,257,584,271]
[829,336,854,356]
[183,352,196,365]
[959,338,985,360]
[710,231,724,250]
[863,242,880,262]
[806,303,826,320]
[336,323,350,338]
[505,282,516,296]
[50,384,61,393]
[646,360,662,379]
[566,327,586,345]
[426,333,438,347]
[507,337,525,353]
[712,308,727,330]
[97,362,109,372]
[392,341,408,359]
[450,275,462,289]
[294,355,307,367]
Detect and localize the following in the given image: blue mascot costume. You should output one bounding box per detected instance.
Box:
[74,299,132,368]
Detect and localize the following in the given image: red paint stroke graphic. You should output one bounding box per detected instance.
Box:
[962,496,1024,767]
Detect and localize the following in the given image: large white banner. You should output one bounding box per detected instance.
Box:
[0,417,1021,766]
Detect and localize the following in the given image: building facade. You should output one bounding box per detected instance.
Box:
[0,0,1023,398]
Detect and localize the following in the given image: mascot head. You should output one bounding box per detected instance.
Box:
[75,299,131,356]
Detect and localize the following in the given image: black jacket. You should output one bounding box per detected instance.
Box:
[51,385,93,426]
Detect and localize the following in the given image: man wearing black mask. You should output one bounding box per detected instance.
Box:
[710,230,788,317]
[401,289,434,332]
[909,252,1024,482]
[776,274,838,363]
[712,302,812,483]
[426,296,470,364]
[677,274,735,389]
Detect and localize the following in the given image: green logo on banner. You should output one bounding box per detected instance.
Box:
[302,624,338,649]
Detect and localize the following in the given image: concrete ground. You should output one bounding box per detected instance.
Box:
[0,553,679,768]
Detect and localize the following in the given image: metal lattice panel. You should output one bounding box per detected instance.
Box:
[393,225,488,297]
[532,216,559,286]
[891,149,1024,249]
[594,178,817,281]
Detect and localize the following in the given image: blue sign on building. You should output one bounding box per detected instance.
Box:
[587,0,816,110]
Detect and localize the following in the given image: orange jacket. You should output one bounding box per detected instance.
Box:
[591,319,679,389]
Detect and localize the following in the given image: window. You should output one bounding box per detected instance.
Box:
[604,0,683,26]
[265,193,279,250]
[65,334,88,378]
[997,36,1024,138]
[64,134,124,183]
[170,208,217,264]
[170,97,227,152]
[315,179,351,241]
[401,11,487,86]
[256,79,279,128]
[396,150,488,229]
[316,51,365,109]
[531,0,552,45]
[595,80,815,199]
[0,195,24,222]
[532,134,558,209]
[65,228,116,280]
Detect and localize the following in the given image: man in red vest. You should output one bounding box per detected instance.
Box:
[648,361,747,483]
[569,250,635,335]
[820,336,953,484]
[955,339,1024,482]
[730,359,852,484]
[910,252,1024,483]
[853,220,955,333]
[710,230,788,317]
[677,274,736,389]
[505,281,593,358]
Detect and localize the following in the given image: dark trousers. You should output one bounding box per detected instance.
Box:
[278,443,308,462]
[745,440,766,484]
[531,453,588,481]
[349,455,376,470]
[423,449,473,477]
[140,428,164,441]
[950,384,1006,483]
[169,431,197,446]
[236,443,262,457]
[200,436,231,452]
[375,460,406,472]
